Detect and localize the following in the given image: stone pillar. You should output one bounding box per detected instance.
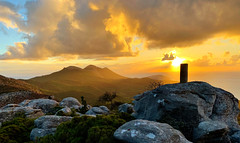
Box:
[180,64,188,83]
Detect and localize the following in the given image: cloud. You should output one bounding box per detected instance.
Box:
[1,0,240,60]
[0,1,22,29]
[224,51,230,57]
[191,55,212,67]
[162,53,175,61]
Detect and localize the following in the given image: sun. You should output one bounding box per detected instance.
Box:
[172,57,185,67]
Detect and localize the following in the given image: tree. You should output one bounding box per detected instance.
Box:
[146,81,163,91]
[98,92,117,109]
[80,96,88,113]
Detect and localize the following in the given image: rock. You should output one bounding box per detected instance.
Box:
[231,130,240,143]
[72,104,92,110]
[56,106,72,116]
[34,115,72,129]
[132,81,240,140]
[19,100,31,106]
[72,105,81,110]
[87,105,92,110]
[193,121,230,142]
[0,107,44,123]
[119,103,134,113]
[30,115,72,140]
[114,119,191,143]
[59,97,81,108]
[0,91,50,108]
[85,106,109,116]
[1,104,21,110]
[30,128,56,141]
[99,106,110,112]
[25,99,59,113]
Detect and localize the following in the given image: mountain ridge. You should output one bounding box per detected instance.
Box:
[26,65,164,104]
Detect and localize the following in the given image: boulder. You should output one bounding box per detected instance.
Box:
[34,115,73,129]
[231,130,240,143]
[55,106,72,116]
[0,106,44,123]
[119,103,134,113]
[30,115,72,140]
[85,106,109,116]
[19,100,31,106]
[132,81,240,140]
[25,99,59,114]
[1,104,21,110]
[114,119,191,143]
[30,128,56,140]
[59,97,81,108]
[99,106,110,112]
[193,121,230,142]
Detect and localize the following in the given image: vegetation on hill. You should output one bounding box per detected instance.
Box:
[0,75,41,94]
[26,65,161,104]
[38,113,135,143]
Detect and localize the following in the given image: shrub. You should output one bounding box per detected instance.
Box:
[0,117,35,143]
[98,92,117,109]
[79,96,88,114]
[39,112,134,143]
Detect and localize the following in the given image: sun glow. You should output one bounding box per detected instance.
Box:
[172,57,185,67]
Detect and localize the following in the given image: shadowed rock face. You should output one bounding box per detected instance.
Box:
[132,81,240,141]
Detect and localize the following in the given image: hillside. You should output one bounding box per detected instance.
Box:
[0,75,41,94]
[26,65,162,104]
[0,75,51,107]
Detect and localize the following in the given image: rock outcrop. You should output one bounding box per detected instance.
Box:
[231,130,240,142]
[30,115,72,140]
[114,119,191,143]
[0,91,50,108]
[25,99,59,113]
[59,97,81,108]
[119,103,134,113]
[56,106,72,116]
[193,121,230,142]
[85,106,109,116]
[132,81,240,141]
[0,106,44,123]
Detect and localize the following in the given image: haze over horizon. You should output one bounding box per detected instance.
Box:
[1,0,240,99]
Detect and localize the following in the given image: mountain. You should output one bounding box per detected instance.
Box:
[26,65,163,104]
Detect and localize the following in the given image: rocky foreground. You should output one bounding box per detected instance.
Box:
[0,81,239,143]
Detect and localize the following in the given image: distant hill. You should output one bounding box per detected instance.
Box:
[0,75,50,107]
[26,65,165,104]
[0,75,41,94]
[147,74,177,84]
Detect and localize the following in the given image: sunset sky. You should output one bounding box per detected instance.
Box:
[1,0,240,97]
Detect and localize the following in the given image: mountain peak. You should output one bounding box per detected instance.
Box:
[84,65,101,70]
[63,66,82,70]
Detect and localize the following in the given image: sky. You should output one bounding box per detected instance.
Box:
[1,0,240,98]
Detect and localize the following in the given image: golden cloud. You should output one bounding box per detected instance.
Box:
[1,0,240,60]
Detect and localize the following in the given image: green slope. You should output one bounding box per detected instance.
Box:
[26,65,161,104]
